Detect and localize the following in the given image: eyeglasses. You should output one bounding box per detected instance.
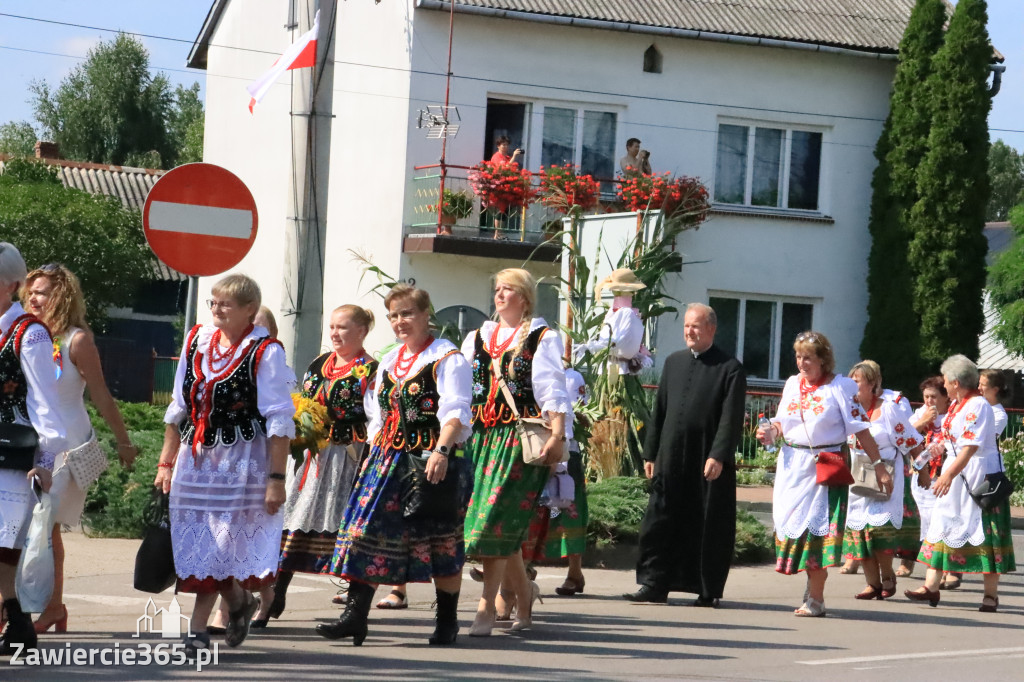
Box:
[206,299,235,311]
[796,332,821,343]
[386,309,419,322]
[39,263,61,273]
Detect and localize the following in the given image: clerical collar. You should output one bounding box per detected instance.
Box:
[691,348,702,358]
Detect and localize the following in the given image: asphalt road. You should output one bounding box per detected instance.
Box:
[4,531,1024,681]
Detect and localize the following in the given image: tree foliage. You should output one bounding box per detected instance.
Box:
[0,121,37,156]
[861,0,946,392]
[906,0,992,366]
[0,159,154,326]
[989,204,1024,356]
[168,83,205,165]
[27,33,202,169]
[987,139,1024,221]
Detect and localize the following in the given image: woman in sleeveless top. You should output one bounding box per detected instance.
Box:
[22,264,137,635]
[316,284,472,646]
[155,274,295,652]
[461,268,570,636]
[0,243,67,655]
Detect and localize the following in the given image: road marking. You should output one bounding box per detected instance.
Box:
[147,201,253,238]
[799,647,1024,666]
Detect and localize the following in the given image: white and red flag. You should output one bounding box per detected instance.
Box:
[246,10,320,113]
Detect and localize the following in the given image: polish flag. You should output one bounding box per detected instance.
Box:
[246,10,320,113]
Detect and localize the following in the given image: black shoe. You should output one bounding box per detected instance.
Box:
[622,585,668,603]
[429,589,460,646]
[315,581,375,646]
[224,592,260,648]
[1,599,37,656]
[250,619,269,629]
[693,595,720,608]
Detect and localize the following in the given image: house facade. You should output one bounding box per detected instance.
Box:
[188,0,915,380]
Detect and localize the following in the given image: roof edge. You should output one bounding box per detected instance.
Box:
[187,0,229,70]
[415,0,901,60]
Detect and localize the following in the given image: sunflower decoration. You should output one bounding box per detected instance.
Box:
[290,393,330,463]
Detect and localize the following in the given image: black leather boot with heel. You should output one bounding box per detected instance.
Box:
[315,580,375,646]
[1,598,37,656]
[429,589,460,646]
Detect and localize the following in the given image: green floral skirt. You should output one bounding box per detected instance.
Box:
[917,503,1017,574]
[464,423,550,558]
[775,486,846,575]
[842,475,921,560]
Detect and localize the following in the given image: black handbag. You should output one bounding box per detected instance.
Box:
[133,490,177,593]
[0,422,39,471]
[962,444,1015,511]
[393,391,458,522]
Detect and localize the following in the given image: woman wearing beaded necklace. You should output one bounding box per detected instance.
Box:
[317,284,472,646]
[757,331,889,617]
[265,304,378,624]
[155,274,295,652]
[905,355,1015,612]
[461,268,570,636]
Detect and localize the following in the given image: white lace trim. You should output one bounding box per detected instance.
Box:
[266,412,296,439]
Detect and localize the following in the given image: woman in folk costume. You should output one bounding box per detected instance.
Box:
[317,284,472,646]
[462,268,571,636]
[905,355,1015,612]
[0,243,66,656]
[155,274,295,653]
[574,268,652,376]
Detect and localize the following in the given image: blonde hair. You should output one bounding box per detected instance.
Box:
[22,264,88,338]
[849,359,882,396]
[335,304,375,331]
[211,274,261,322]
[384,283,431,313]
[495,268,538,378]
[254,305,278,337]
[792,331,835,375]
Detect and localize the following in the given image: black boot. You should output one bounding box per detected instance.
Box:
[269,571,293,619]
[429,589,460,646]
[1,598,37,656]
[315,581,375,645]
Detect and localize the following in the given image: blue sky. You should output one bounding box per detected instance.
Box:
[0,0,1022,151]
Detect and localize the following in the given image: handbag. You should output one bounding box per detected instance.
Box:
[393,391,459,522]
[963,444,1015,511]
[490,356,554,466]
[0,422,39,471]
[798,398,854,487]
[850,454,895,501]
[133,490,177,593]
[15,486,55,613]
[58,433,109,489]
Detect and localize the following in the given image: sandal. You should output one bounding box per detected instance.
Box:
[839,560,861,575]
[940,573,961,590]
[469,567,484,583]
[224,593,260,647]
[555,576,586,596]
[895,559,915,578]
[880,577,897,600]
[794,598,826,617]
[979,595,999,613]
[375,589,408,610]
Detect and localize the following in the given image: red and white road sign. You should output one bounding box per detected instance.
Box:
[143,163,258,277]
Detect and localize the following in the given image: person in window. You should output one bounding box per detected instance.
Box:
[21,264,138,635]
[619,137,652,176]
[155,274,295,653]
[905,355,1015,612]
[757,331,889,617]
[316,284,472,646]
[490,135,523,166]
[0,243,66,656]
[840,360,924,602]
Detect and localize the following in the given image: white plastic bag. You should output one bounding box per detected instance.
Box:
[16,491,55,613]
[539,463,575,511]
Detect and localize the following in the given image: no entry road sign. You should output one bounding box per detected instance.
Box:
[143,163,258,277]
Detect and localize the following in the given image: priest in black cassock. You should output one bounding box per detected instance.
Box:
[624,303,746,606]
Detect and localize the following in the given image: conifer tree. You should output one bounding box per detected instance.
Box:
[860,0,946,392]
[907,0,993,366]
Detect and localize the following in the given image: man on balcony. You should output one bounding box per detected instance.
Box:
[619,138,652,176]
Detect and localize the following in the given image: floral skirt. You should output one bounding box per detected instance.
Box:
[842,476,921,561]
[328,444,468,585]
[917,503,1017,574]
[464,424,550,558]
[522,450,589,561]
[775,486,846,575]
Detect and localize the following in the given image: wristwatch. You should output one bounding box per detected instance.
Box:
[435,445,450,457]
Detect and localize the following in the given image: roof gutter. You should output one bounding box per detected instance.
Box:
[415,0,898,61]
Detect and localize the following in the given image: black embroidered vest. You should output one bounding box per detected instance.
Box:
[0,314,42,424]
[470,325,545,426]
[178,325,279,447]
[301,352,378,445]
[375,349,459,451]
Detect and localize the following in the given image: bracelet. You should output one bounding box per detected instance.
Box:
[157,462,174,469]
[117,442,135,449]
[267,472,286,481]
[871,459,885,467]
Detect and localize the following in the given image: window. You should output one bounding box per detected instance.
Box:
[709,295,814,380]
[538,105,617,187]
[714,123,824,211]
[643,45,663,74]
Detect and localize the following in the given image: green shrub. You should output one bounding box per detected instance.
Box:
[735,509,775,565]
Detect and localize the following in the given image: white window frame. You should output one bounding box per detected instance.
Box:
[709,292,818,380]
[713,119,829,215]
[529,101,622,178]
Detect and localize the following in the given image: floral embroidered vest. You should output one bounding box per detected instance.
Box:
[0,314,41,424]
[470,325,545,426]
[375,350,459,451]
[178,325,280,447]
[301,352,378,445]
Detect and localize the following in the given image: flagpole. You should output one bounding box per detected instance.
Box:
[435,0,457,235]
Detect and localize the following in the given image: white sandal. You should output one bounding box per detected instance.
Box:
[794,597,826,617]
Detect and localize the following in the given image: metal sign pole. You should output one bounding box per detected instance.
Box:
[184,275,199,329]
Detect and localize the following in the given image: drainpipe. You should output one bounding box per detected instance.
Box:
[988,64,1006,97]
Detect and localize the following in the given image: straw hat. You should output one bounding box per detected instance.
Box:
[596,268,647,297]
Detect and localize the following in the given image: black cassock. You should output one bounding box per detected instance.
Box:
[636,344,746,598]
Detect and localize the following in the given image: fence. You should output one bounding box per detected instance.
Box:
[152,356,178,406]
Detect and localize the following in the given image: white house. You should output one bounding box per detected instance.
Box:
[186,0,918,381]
